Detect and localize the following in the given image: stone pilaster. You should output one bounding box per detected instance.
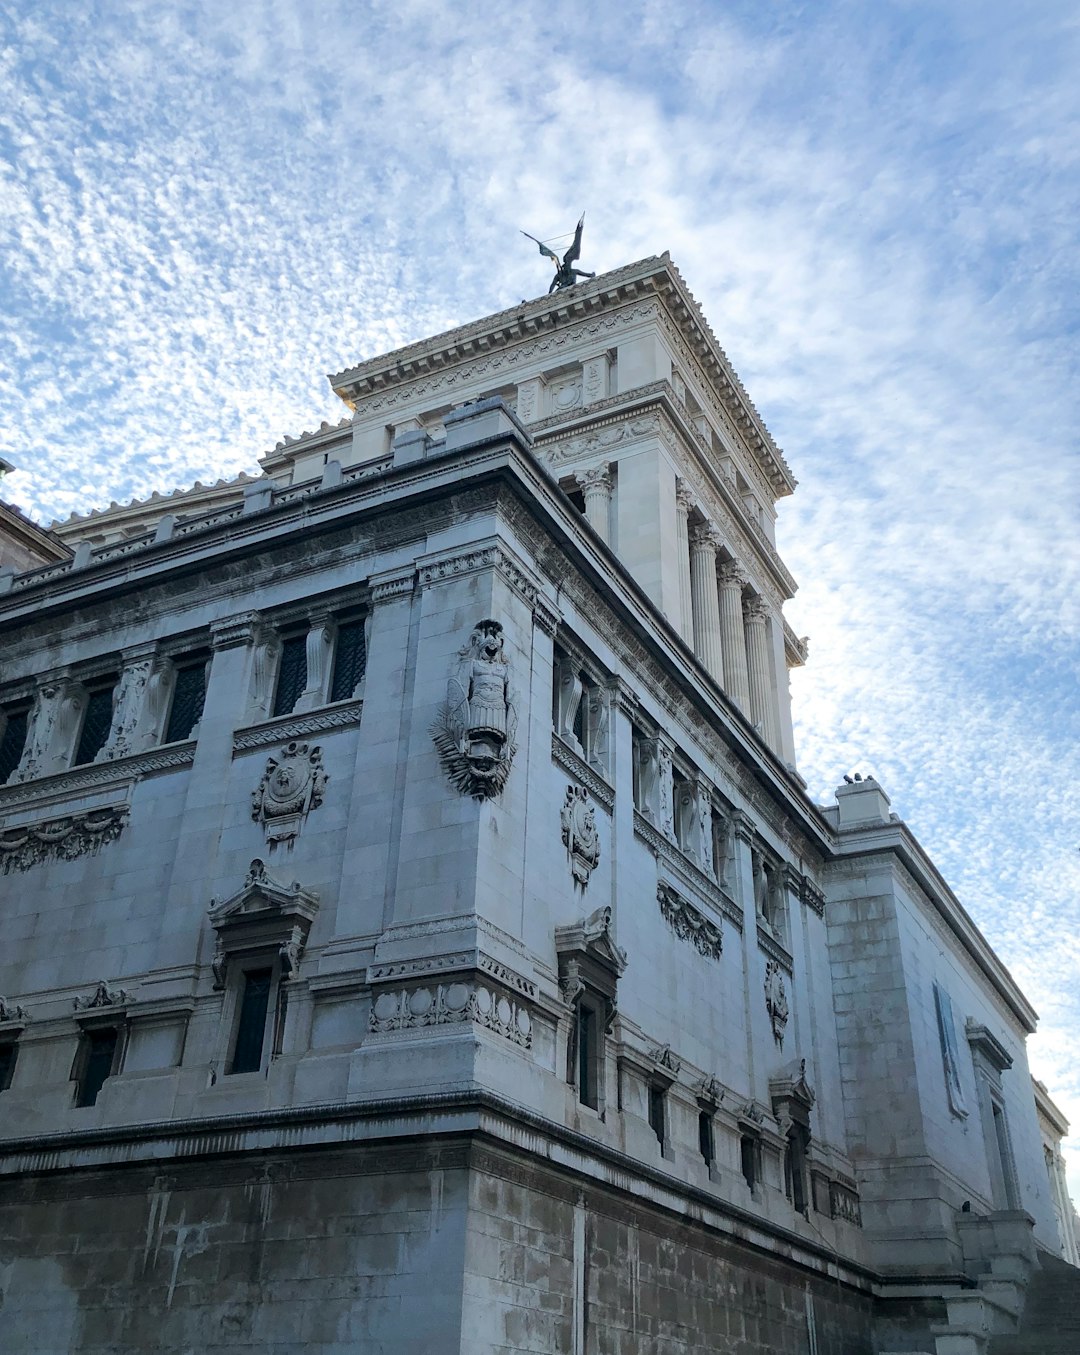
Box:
[688,524,724,683]
[674,479,694,645]
[294,613,336,713]
[744,596,778,751]
[718,563,751,712]
[579,463,612,545]
[101,644,159,760]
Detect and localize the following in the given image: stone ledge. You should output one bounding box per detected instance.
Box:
[232,699,364,753]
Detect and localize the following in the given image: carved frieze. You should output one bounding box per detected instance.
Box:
[251,741,327,847]
[0,804,129,874]
[431,619,517,800]
[560,784,601,886]
[657,881,723,960]
[764,959,790,1046]
[232,700,363,753]
[368,981,532,1048]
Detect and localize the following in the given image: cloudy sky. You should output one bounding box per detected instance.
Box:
[2,2,1077,1193]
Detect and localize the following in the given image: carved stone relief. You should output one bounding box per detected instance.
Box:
[74,980,129,1011]
[251,742,327,847]
[764,958,790,1046]
[0,804,129,874]
[560,784,600,886]
[431,619,517,800]
[368,981,532,1048]
[0,996,29,1023]
[657,882,723,960]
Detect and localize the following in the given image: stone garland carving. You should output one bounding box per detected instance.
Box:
[251,741,327,847]
[431,620,517,800]
[0,996,28,1023]
[657,882,723,960]
[74,980,129,1011]
[0,804,129,874]
[544,413,662,468]
[560,785,601,886]
[369,981,532,1048]
[764,959,789,1046]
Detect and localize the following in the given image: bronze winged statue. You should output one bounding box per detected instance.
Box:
[521,214,595,293]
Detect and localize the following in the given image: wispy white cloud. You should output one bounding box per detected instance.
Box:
[1,0,1078,1196]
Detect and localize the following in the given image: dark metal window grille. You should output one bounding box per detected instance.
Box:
[0,708,29,784]
[699,1110,715,1166]
[76,1028,118,1107]
[0,1043,17,1092]
[229,968,273,1075]
[648,1084,666,1148]
[74,685,116,766]
[272,636,307,717]
[329,620,366,702]
[164,662,206,743]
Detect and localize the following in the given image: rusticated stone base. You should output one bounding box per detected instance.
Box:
[0,1133,875,1354]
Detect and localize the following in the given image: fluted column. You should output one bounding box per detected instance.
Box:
[689,524,724,682]
[744,596,778,750]
[579,464,612,545]
[718,563,751,711]
[675,479,694,644]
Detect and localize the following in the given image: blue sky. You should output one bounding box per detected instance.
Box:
[2,1,1078,1194]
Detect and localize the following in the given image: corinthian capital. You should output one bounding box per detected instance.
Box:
[578,463,612,493]
[689,523,721,553]
[675,478,696,517]
[743,596,769,624]
[719,562,746,591]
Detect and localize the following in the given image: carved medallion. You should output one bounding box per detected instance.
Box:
[560,784,600,886]
[251,741,327,847]
[431,620,517,800]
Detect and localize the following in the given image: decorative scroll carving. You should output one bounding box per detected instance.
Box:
[657,881,723,960]
[764,959,790,1046]
[74,980,129,1011]
[251,741,327,847]
[0,804,129,874]
[431,619,517,800]
[561,785,600,886]
[209,859,320,989]
[368,981,532,1048]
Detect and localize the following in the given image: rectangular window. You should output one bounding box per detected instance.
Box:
[741,1133,759,1189]
[73,683,116,766]
[0,1042,18,1092]
[329,619,366,702]
[698,1110,715,1167]
[229,967,273,1075]
[0,706,29,784]
[648,1084,666,1149]
[272,636,308,717]
[164,659,207,743]
[75,1027,119,1107]
[575,1001,599,1110]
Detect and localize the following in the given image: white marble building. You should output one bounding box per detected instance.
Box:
[0,254,1074,1354]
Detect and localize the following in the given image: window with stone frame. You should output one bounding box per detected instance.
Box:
[740,1132,762,1190]
[227,963,282,1076]
[648,1083,667,1149]
[567,992,603,1111]
[0,1040,18,1093]
[710,802,734,890]
[552,642,610,775]
[698,1108,715,1168]
[73,678,118,766]
[751,847,788,944]
[631,724,657,818]
[0,701,30,785]
[967,1022,1020,1209]
[267,608,369,720]
[162,652,210,744]
[556,906,626,1119]
[71,1025,122,1108]
[784,1123,810,1213]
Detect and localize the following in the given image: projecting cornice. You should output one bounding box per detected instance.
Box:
[327,254,795,500]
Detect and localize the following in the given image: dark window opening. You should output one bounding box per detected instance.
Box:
[574,1001,599,1110]
[229,968,273,1075]
[698,1110,715,1167]
[648,1084,666,1149]
[785,1128,809,1213]
[272,636,308,717]
[0,1042,18,1092]
[741,1134,759,1189]
[75,1028,119,1107]
[565,485,586,516]
[330,620,367,702]
[572,680,587,751]
[164,660,207,743]
[0,708,29,784]
[74,684,116,765]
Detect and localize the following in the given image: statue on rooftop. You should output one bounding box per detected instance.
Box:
[521,214,595,293]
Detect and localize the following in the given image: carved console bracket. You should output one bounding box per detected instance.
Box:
[0,804,129,875]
